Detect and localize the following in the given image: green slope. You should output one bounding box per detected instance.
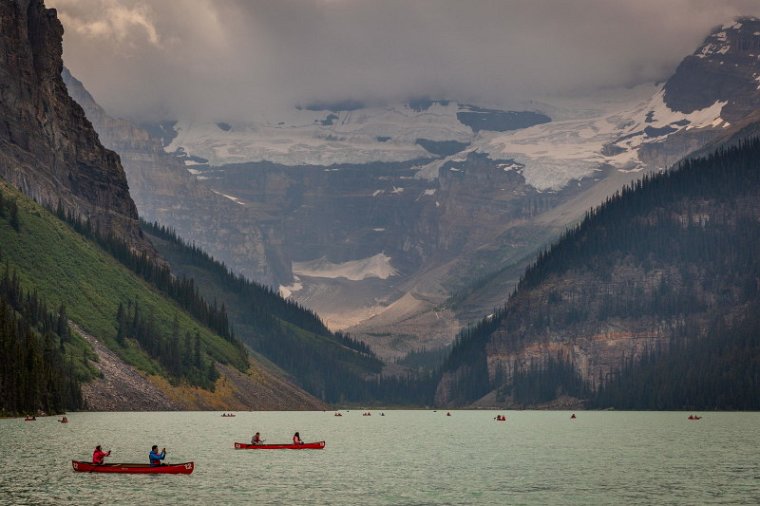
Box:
[0,181,247,383]
[141,222,383,402]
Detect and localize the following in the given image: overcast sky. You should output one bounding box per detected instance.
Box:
[48,0,760,121]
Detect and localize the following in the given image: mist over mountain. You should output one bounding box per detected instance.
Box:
[56,13,760,365]
[49,0,760,122]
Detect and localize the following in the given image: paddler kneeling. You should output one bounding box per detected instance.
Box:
[149,445,166,466]
[92,445,111,465]
[292,432,304,445]
[251,432,264,445]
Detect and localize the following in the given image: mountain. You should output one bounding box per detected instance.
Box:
[61,69,286,285]
[61,71,389,403]
[63,16,760,366]
[0,0,148,253]
[140,221,385,403]
[431,17,760,349]
[435,139,760,409]
[0,180,324,412]
[0,0,335,413]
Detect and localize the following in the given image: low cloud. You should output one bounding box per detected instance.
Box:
[48,0,760,121]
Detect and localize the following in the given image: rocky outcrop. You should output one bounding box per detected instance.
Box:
[0,0,148,251]
[76,323,326,411]
[76,323,180,411]
[62,69,283,285]
[665,17,760,121]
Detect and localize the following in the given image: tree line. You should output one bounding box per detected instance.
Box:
[142,220,395,404]
[115,301,219,389]
[437,138,760,408]
[142,221,335,339]
[0,260,83,415]
[56,205,239,346]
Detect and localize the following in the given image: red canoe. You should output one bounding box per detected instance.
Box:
[234,441,325,450]
[71,461,194,474]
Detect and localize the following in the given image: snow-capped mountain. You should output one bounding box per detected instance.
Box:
[166,100,549,166]
[73,17,760,361]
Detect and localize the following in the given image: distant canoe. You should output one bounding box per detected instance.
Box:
[71,461,194,474]
[234,441,325,450]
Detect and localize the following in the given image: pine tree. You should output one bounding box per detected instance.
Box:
[56,304,69,342]
[115,303,126,344]
[9,199,19,231]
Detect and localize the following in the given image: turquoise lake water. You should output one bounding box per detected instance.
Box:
[0,411,758,505]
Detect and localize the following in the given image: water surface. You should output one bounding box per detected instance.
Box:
[1,411,758,505]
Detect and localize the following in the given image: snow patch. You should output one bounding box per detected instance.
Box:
[279,277,303,299]
[292,253,398,281]
[499,161,524,173]
[414,158,448,181]
[211,190,245,206]
[166,102,472,166]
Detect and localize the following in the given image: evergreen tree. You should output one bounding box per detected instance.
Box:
[9,199,19,231]
[115,302,126,344]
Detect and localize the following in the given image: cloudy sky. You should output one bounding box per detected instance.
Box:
[48,0,760,121]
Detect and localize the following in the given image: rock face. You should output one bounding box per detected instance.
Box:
[60,15,760,364]
[0,0,147,250]
[665,17,760,120]
[76,322,326,411]
[62,69,284,285]
[434,138,760,406]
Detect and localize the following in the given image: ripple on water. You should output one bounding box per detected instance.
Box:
[0,411,759,505]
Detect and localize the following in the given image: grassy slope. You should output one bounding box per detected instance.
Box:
[144,230,381,381]
[146,232,380,398]
[0,181,246,379]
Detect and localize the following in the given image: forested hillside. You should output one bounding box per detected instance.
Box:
[0,180,306,412]
[437,139,760,409]
[143,222,390,402]
[0,260,90,415]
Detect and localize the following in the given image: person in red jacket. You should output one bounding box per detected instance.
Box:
[92,445,111,465]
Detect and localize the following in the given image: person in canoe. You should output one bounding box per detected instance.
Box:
[251,432,264,445]
[149,445,166,466]
[293,432,304,445]
[92,445,111,465]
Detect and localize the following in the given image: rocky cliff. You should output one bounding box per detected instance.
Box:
[0,0,147,250]
[61,69,284,285]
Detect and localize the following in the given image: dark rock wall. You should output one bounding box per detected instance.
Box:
[62,69,283,285]
[0,0,147,250]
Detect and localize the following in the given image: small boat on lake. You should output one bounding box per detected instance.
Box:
[234,441,325,450]
[71,461,194,474]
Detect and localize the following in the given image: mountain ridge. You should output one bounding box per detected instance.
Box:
[435,138,760,408]
[0,0,149,254]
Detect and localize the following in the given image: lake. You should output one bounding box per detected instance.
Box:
[1,411,758,505]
